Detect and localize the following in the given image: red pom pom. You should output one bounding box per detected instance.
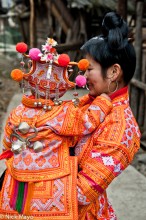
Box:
[58,54,70,67]
[29,48,41,61]
[75,75,86,87]
[16,42,28,53]
[11,69,24,82]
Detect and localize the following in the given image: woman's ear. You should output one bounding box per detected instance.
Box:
[107,64,122,81]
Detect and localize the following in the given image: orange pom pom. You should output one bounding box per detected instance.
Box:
[78,59,89,71]
[11,69,24,82]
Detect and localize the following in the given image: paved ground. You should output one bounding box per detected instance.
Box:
[0,90,146,220]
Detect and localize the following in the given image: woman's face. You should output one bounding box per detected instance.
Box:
[85,54,110,97]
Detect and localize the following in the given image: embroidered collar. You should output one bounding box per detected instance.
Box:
[88,86,128,102]
[109,86,128,100]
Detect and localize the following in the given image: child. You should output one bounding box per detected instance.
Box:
[0,38,112,219]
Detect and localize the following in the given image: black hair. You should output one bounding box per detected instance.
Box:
[81,11,136,84]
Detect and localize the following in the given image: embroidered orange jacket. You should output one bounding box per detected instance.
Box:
[75,87,141,219]
[0,93,112,219]
[40,87,141,219]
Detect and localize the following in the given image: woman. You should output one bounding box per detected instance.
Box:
[0,11,141,220]
[35,11,140,219]
[72,11,141,219]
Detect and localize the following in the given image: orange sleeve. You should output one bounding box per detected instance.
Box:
[50,96,113,136]
[77,106,141,202]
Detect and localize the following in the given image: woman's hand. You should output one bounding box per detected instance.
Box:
[100,93,111,102]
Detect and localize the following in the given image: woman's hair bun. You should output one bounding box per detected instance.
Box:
[102,11,128,50]
[102,12,123,32]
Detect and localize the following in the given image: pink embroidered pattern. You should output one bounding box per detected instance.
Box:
[121,106,141,147]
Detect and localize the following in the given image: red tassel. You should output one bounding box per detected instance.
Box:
[0,150,13,160]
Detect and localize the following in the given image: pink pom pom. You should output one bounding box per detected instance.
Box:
[29,48,41,61]
[75,75,86,87]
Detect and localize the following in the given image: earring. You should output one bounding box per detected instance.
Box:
[19,56,26,93]
[86,85,89,90]
[67,65,74,78]
[34,84,40,107]
[54,87,63,106]
[54,87,59,106]
[43,87,52,111]
[47,60,53,79]
[108,80,118,93]
[72,85,80,107]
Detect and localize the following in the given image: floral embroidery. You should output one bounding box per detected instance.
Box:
[121,106,141,147]
[13,154,22,165]
[23,154,33,166]
[35,155,46,167]
[48,155,59,167]
[102,156,114,166]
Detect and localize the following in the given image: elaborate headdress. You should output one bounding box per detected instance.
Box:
[11,38,89,109]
